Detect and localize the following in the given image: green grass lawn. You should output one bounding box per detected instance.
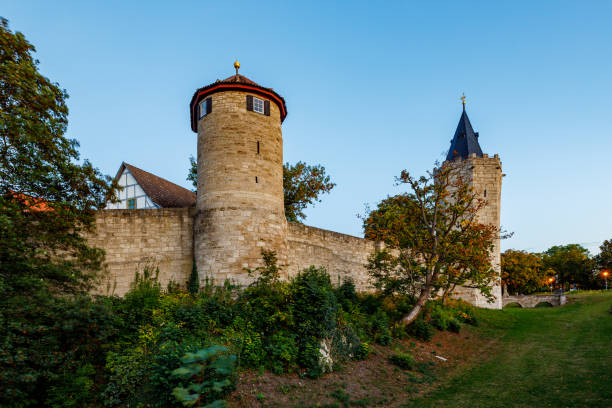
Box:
[409,292,612,408]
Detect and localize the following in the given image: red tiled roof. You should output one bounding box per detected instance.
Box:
[219,73,260,86]
[9,191,52,212]
[189,72,288,132]
[117,163,196,208]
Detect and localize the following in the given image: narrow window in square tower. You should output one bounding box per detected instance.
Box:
[255,176,258,183]
[484,189,487,198]
[257,141,260,154]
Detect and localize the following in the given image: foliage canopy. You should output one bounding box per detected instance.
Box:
[542,244,594,289]
[0,17,116,295]
[501,250,547,295]
[363,164,499,324]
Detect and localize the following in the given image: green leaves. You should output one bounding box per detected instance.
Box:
[282,161,335,222]
[171,346,236,407]
[0,18,117,296]
[364,164,499,323]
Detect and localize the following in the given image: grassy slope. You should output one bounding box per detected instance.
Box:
[409,292,612,408]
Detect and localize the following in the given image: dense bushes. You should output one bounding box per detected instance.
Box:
[0,251,480,407]
[0,292,121,407]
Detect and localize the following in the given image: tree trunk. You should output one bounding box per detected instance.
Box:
[401,285,432,326]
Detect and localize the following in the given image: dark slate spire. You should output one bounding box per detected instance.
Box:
[445,104,484,161]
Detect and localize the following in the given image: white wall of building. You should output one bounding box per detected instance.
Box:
[105,168,160,209]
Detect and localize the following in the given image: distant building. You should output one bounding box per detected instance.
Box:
[105,162,196,210]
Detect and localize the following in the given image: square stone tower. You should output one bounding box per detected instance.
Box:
[444,102,503,309]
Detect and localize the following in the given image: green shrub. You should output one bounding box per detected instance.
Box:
[390,322,409,340]
[389,353,415,370]
[408,319,434,341]
[371,310,392,346]
[121,265,162,328]
[46,363,95,408]
[330,325,363,364]
[297,336,325,378]
[446,299,478,326]
[0,293,120,408]
[149,340,202,407]
[237,328,265,368]
[194,286,237,330]
[335,278,358,311]
[172,346,236,407]
[187,260,199,295]
[448,318,462,333]
[358,293,384,315]
[240,251,292,335]
[291,266,338,339]
[430,304,453,331]
[102,348,150,407]
[265,331,298,374]
[354,341,370,360]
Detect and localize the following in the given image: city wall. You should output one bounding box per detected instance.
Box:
[88,208,195,296]
[286,222,377,290]
[88,210,378,296]
[88,210,499,310]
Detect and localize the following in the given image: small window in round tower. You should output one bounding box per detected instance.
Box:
[253,97,264,114]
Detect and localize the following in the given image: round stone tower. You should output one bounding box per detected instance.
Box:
[189,62,288,285]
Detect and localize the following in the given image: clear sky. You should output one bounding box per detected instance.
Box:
[3,1,611,254]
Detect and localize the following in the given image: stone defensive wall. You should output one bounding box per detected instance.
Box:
[88,208,195,296]
[87,210,379,295]
[286,222,377,291]
[86,210,499,309]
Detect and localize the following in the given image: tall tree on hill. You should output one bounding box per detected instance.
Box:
[542,244,594,289]
[0,17,116,295]
[188,158,335,222]
[501,250,547,295]
[363,164,500,325]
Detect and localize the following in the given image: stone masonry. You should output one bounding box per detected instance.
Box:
[88,208,194,296]
[194,90,288,285]
[446,153,503,309]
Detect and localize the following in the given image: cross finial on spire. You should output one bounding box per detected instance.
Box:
[234,60,240,79]
[460,93,466,111]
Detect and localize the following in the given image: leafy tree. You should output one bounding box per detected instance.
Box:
[363,164,499,325]
[188,158,335,222]
[595,239,612,272]
[187,155,197,191]
[501,249,546,295]
[283,161,335,222]
[541,244,594,289]
[0,18,116,406]
[0,18,116,295]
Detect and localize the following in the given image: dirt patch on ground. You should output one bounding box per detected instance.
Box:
[227,326,499,408]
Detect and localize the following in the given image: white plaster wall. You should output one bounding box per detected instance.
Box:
[105,168,160,210]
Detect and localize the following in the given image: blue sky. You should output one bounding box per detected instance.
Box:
[3,1,612,254]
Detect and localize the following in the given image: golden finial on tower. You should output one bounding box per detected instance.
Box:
[234,60,240,79]
[460,92,466,106]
